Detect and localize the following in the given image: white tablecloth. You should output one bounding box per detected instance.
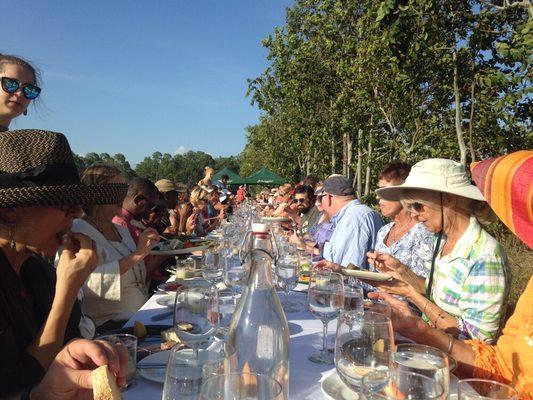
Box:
[123,287,335,400]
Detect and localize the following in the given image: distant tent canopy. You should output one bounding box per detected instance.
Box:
[245,167,288,186]
[211,167,245,185]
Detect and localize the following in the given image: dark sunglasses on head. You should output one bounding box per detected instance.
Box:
[1,77,41,100]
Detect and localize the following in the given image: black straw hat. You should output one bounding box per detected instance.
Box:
[0,129,128,208]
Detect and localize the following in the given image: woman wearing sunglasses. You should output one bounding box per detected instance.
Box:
[0,54,41,131]
[367,158,509,343]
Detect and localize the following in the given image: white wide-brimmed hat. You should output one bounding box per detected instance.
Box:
[376,158,486,202]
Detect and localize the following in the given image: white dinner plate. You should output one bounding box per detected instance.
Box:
[261,216,291,223]
[341,269,392,282]
[137,350,171,384]
[155,294,176,308]
[150,244,210,256]
[321,371,359,400]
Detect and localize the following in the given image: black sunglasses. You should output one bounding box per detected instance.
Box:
[1,77,41,100]
[293,198,308,204]
[406,202,425,212]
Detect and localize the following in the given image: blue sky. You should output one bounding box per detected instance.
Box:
[3,1,292,164]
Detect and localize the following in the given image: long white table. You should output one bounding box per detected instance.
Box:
[123,288,336,400]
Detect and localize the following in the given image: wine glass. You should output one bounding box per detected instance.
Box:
[162,341,236,400]
[276,251,302,313]
[307,270,344,364]
[173,286,219,349]
[224,254,248,303]
[203,249,224,286]
[343,282,364,320]
[392,344,450,399]
[458,379,518,400]
[363,299,392,318]
[361,369,443,400]
[198,373,284,400]
[334,310,394,390]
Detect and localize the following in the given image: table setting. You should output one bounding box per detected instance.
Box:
[116,207,478,400]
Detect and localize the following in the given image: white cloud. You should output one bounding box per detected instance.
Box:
[175,145,190,155]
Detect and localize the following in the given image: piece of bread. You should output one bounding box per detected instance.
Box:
[92,365,122,400]
[161,327,182,343]
[133,321,147,339]
[160,340,178,351]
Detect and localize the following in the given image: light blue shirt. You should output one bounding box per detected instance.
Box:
[323,199,383,269]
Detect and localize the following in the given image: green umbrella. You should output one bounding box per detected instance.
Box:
[245,167,288,185]
[212,167,245,185]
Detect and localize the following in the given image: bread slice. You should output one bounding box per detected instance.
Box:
[92,365,122,400]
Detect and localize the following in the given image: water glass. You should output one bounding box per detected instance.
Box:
[276,252,302,313]
[199,373,284,400]
[307,271,344,364]
[334,311,394,390]
[162,342,235,400]
[224,254,248,301]
[98,333,137,387]
[392,343,450,399]
[173,286,219,348]
[203,249,224,285]
[363,299,392,318]
[361,369,443,400]
[343,283,364,316]
[458,379,518,400]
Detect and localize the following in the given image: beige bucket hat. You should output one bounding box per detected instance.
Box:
[376,158,486,202]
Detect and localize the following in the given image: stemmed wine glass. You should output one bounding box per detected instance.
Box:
[203,248,224,286]
[276,251,301,312]
[173,286,219,350]
[307,270,344,364]
[334,310,394,390]
[224,253,248,303]
[199,373,284,400]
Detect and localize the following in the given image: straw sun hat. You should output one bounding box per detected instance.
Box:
[0,129,128,208]
[376,158,486,202]
[155,178,178,193]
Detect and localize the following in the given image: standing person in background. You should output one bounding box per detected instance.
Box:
[236,185,246,203]
[198,166,214,186]
[0,54,41,131]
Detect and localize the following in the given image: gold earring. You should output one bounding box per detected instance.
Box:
[9,227,16,249]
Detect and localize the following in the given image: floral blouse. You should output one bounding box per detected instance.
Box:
[374,222,434,278]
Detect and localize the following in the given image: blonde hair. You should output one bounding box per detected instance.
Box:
[189,186,210,207]
[400,189,496,226]
[278,183,292,197]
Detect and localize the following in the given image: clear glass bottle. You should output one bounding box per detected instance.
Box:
[227,226,290,399]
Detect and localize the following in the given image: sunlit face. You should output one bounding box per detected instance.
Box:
[403,192,442,232]
[0,64,35,126]
[294,193,311,213]
[377,179,403,218]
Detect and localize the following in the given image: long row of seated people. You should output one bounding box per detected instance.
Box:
[0,52,531,398]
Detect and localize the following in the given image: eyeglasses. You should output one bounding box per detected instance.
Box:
[405,202,425,212]
[1,77,41,100]
[294,198,307,204]
[316,193,330,202]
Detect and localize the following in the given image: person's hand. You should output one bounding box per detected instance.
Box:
[367,252,407,280]
[30,339,128,400]
[136,227,160,256]
[368,292,426,338]
[56,233,98,297]
[186,213,198,235]
[361,276,413,297]
[314,259,342,273]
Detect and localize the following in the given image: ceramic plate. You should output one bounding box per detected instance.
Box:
[150,244,210,256]
[321,371,359,400]
[155,294,176,308]
[137,350,171,384]
[157,282,184,293]
[341,269,392,282]
[261,216,291,223]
